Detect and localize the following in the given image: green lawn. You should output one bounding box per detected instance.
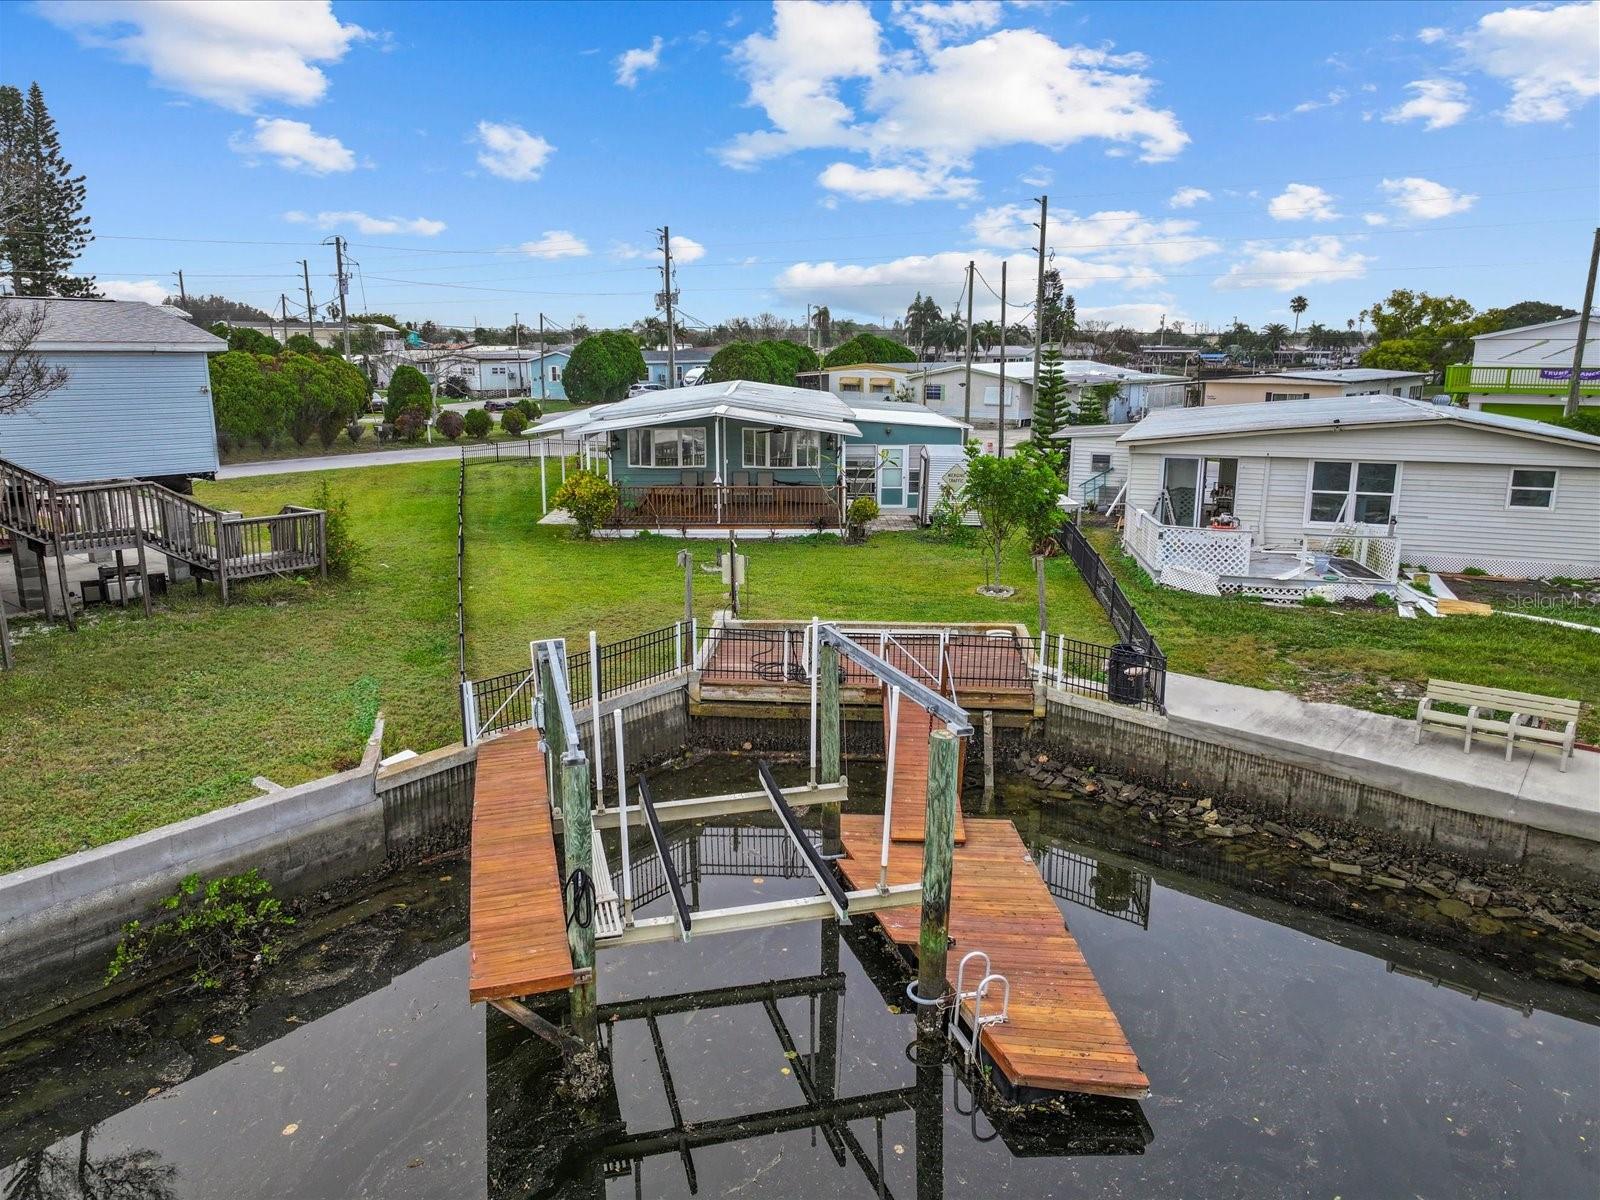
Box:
[0,460,1107,871]
[1083,525,1600,741]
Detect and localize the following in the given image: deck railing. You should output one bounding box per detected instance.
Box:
[1300,530,1402,582]
[1444,363,1600,396]
[613,483,842,528]
[1124,508,1253,580]
[1035,630,1166,713]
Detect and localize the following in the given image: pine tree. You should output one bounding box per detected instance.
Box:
[1031,343,1069,452]
[0,83,94,296]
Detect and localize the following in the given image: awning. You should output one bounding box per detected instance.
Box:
[580,402,860,439]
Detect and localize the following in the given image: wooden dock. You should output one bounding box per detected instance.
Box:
[468,727,575,1002]
[884,689,966,845]
[837,814,1149,1100]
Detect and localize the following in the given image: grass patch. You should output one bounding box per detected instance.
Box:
[1083,526,1600,741]
[0,460,1110,871]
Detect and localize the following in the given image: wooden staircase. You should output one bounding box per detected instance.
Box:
[0,454,326,627]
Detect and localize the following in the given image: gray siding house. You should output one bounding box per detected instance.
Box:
[1068,396,1600,595]
[0,297,224,484]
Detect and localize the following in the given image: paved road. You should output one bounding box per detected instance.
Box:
[217,444,472,478]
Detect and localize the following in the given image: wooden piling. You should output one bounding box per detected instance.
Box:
[560,754,598,1042]
[982,710,995,808]
[916,728,958,1020]
[819,641,842,853]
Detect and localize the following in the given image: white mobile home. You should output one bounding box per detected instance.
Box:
[1200,368,1428,407]
[1104,396,1600,595]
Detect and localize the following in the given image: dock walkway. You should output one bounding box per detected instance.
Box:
[837,814,1149,1100]
[468,728,574,1002]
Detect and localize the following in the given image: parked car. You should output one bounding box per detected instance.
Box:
[484,398,517,412]
[627,382,666,398]
[368,393,386,413]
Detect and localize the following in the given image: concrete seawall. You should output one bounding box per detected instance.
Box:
[5,671,1593,1024]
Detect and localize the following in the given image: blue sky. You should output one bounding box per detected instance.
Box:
[5,0,1598,334]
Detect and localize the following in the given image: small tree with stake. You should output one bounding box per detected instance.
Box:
[959,442,1065,593]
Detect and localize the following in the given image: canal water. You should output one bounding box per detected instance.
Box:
[3,761,1596,1199]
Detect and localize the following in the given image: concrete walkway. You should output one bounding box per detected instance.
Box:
[1163,673,1600,843]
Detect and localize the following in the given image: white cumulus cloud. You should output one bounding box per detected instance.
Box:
[38,0,366,112]
[519,231,591,259]
[818,161,978,202]
[472,121,554,181]
[284,210,446,236]
[1169,186,1211,209]
[615,36,664,87]
[668,235,705,264]
[1382,78,1471,130]
[99,279,171,305]
[1460,1,1599,123]
[230,118,355,174]
[1379,177,1477,219]
[721,3,1188,202]
[1267,183,1339,222]
[1214,237,1371,291]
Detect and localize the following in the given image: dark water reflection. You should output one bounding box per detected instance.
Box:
[4,765,1596,1199]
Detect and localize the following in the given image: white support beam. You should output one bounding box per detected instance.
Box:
[604,883,923,949]
[588,781,848,829]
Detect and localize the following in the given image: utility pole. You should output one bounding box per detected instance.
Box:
[331,236,351,357]
[299,259,314,340]
[278,294,289,345]
[997,260,1008,457]
[658,226,678,388]
[174,269,187,311]
[538,313,547,404]
[1566,226,1599,418]
[963,260,975,428]
[1032,194,1048,408]
[806,302,813,353]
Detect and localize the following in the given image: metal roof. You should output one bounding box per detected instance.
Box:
[1269,367,1427,383]
[844,401,969,430]
[2,296,225,352]
[1119,394,1600,449]
[912,359,1185,385]
[530,380,863,438]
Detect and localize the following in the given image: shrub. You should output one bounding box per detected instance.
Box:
[552,469,620,538]
[437,410,465,440]
[310,477,362,578]
[105,870,294,993]
[376,421,397,443]
[1461,565,1488,576]
[395,410,426,442]
[822,333,916,368]
[387,364,433,424]
[500,407,528,436]
[565,330,647,404]
[847,496,880,527]
[515,397,540,421]
[441,373,470,399]
[462,408,492,439]
[345,420,365,444]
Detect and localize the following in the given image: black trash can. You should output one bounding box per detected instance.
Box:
[1106,642,1147,705]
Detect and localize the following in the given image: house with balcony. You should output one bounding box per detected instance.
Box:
[1199,368,1428,407]
[528,379,968,535]
[1448,313,1599,417]
[1070,395,1600,599]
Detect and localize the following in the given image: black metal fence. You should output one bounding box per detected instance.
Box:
[1056,520,1168,711]
[466,623,689,740]
[1038,630,1166,713]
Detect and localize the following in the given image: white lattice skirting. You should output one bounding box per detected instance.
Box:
[1405,552,1600,579]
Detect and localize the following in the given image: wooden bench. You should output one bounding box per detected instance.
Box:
[1415,679,1581,772]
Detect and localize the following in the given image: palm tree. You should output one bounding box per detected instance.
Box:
[1261,322,1291,351]
[1289,295,1309,332]
[974,319,1000,351]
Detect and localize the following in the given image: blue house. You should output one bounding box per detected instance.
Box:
[529,380,968,533]
[0,296,224,485]
[641,347,717,388]
[424,345,571,401]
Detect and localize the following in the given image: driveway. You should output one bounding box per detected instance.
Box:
[218,444,475,479]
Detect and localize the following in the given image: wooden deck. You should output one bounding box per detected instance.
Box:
[468,727,575,1002]
[883,688,967,845]
[837,814,1149,1100]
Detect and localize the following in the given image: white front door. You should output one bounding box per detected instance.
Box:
[878,447,906,508]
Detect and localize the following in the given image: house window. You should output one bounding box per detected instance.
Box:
[1507,468,1557,509]
[1307,460,1398,524]
[1265,391,1310,402]
[627,426,707,468]
[550,366,561,381]
[1090,453,1111,473]
[923,384,943,401]
[742,428,820,468]
[869,378,893,394]
[839,379,863,393]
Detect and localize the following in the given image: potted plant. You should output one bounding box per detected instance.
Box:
[847,496,879,542]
